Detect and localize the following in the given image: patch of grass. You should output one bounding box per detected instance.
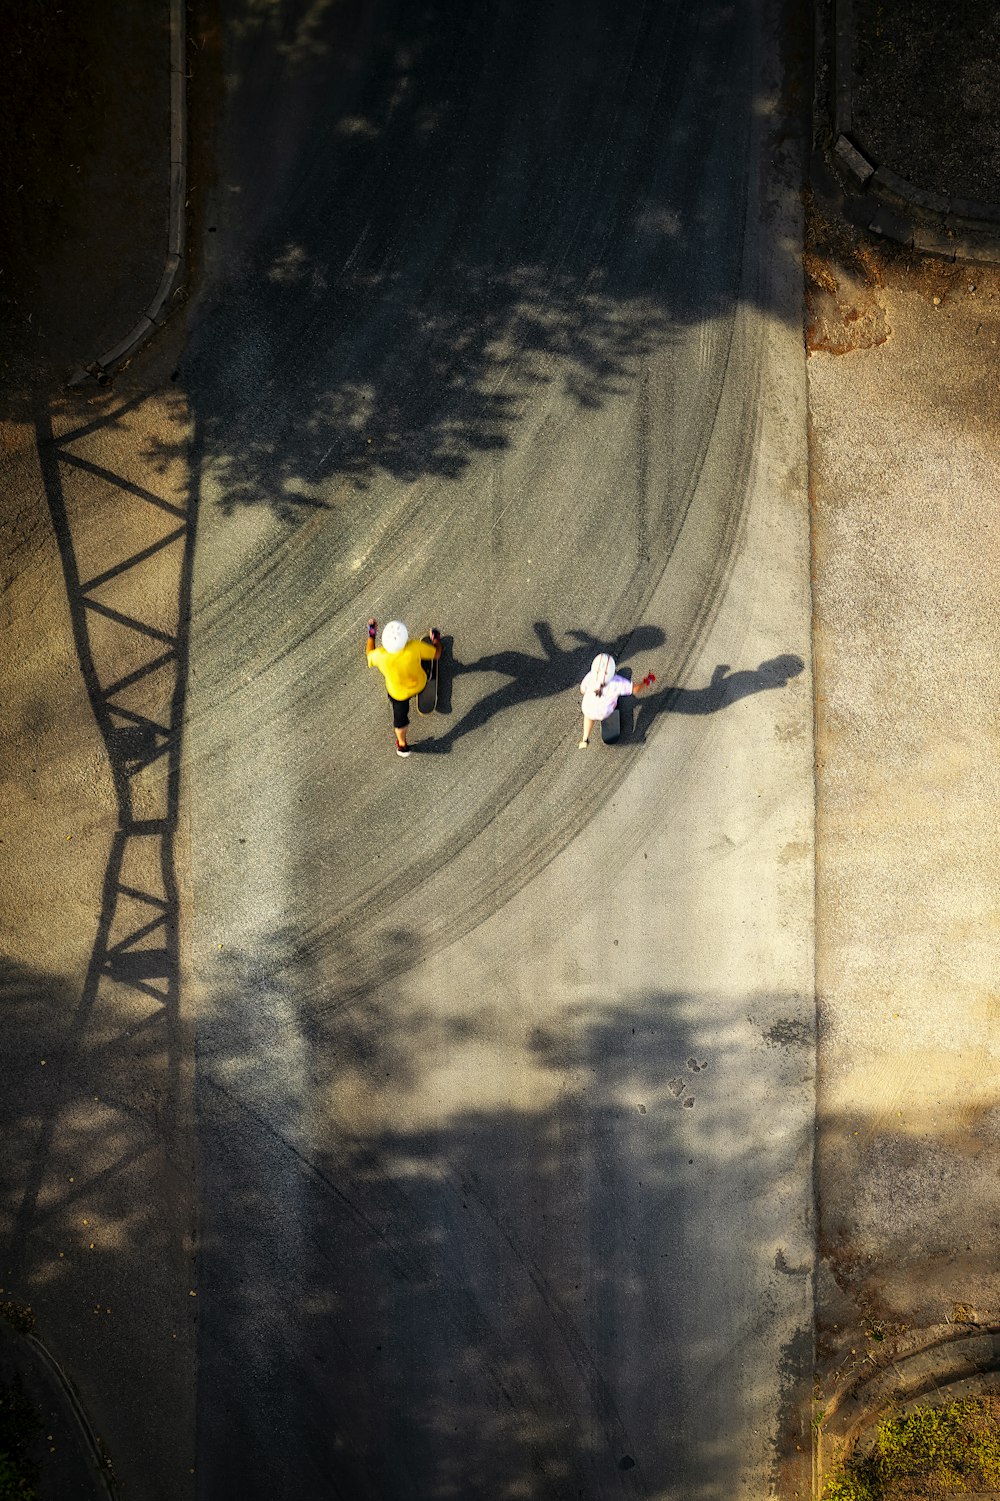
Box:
[0,1377,38,1501]
[823,1396,1000,1499]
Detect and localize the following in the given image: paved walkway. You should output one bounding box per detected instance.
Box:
[0,8,195,1498]
[808,139,1000,1478]
[811,0,1000,1463]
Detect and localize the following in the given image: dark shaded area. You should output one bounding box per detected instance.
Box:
[433,635,454,715]
[851,0,1000,202]
[195,944,809,1501]
[0,1366,39,1499]
[0,2,169,400]
[0,956,126,1486]
[0,1318,115,1501]
[614,654,806,744]
[178,0,786,517]
[661,653,804,713]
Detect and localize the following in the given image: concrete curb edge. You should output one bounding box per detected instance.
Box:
[25,1329,121,1498]
[816,1326,1000,1492]
[830,0,1000,265]
[68,0,186,387]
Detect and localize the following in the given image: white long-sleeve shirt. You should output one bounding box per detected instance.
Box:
[580,669,634,722]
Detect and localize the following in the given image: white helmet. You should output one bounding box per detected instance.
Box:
[381,620,409,653]
[591,653,616,688]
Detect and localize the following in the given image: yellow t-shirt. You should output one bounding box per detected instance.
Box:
[368,639,436,699]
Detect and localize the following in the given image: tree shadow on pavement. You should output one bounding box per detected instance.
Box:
[0,952,195,1496]
[421,621,666,752]
[194,939,816,1501]
[172,0,801,520]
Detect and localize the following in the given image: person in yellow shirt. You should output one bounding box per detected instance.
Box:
[366,619,441,757]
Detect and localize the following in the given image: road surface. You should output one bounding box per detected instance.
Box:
[180,1,815,1496]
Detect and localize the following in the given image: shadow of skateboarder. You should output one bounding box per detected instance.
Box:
[422,622,666,752]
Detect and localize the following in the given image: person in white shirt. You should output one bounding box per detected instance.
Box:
[577,652,649,749]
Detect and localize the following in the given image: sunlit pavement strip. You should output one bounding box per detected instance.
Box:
[181,2,816,1495]
[809,262,1000,1399]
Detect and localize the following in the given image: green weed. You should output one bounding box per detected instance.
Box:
[823,1396,1000,1499]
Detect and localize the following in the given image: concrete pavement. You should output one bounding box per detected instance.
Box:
[0,362,198,1501]
[380,292,815,1498]
[2,1,817,1495]
[1,5,198,1496]
[18,0,1000,1495]
[182,1,815,1496]
[808,200,1000,1472]
[808,0,1000,1480]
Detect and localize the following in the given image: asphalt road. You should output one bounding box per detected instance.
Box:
[180,2,814,1497]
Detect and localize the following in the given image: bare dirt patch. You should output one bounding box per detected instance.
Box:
[803,189,891,355]
[852,0,1000,204]
[802,189,987,358]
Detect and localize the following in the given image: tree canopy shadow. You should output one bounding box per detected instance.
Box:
[193,935,816,1500]
[173,0,801,520]
[0,952,195,1496]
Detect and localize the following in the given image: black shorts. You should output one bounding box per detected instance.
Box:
[388,693,410,729]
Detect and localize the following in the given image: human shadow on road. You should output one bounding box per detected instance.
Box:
[629,654,805,744]
[418,621,665,753]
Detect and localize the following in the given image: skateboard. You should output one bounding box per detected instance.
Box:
[417,630,442,714]
[600,671,655,744]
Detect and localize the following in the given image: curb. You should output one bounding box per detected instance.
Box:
[828,0,1000,264]
[0,1316,119,1500]
[25,1330,120,1498]
[817,1327,1000,1491]
[68,0,186,387]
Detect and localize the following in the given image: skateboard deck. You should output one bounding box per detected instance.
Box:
[601,708,621,743]
[417,634,439,714]
[600,668,640,743]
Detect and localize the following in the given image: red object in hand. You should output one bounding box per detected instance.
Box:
[368,619,377,640]
[642,672,656,687]
[430,627,441,644]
